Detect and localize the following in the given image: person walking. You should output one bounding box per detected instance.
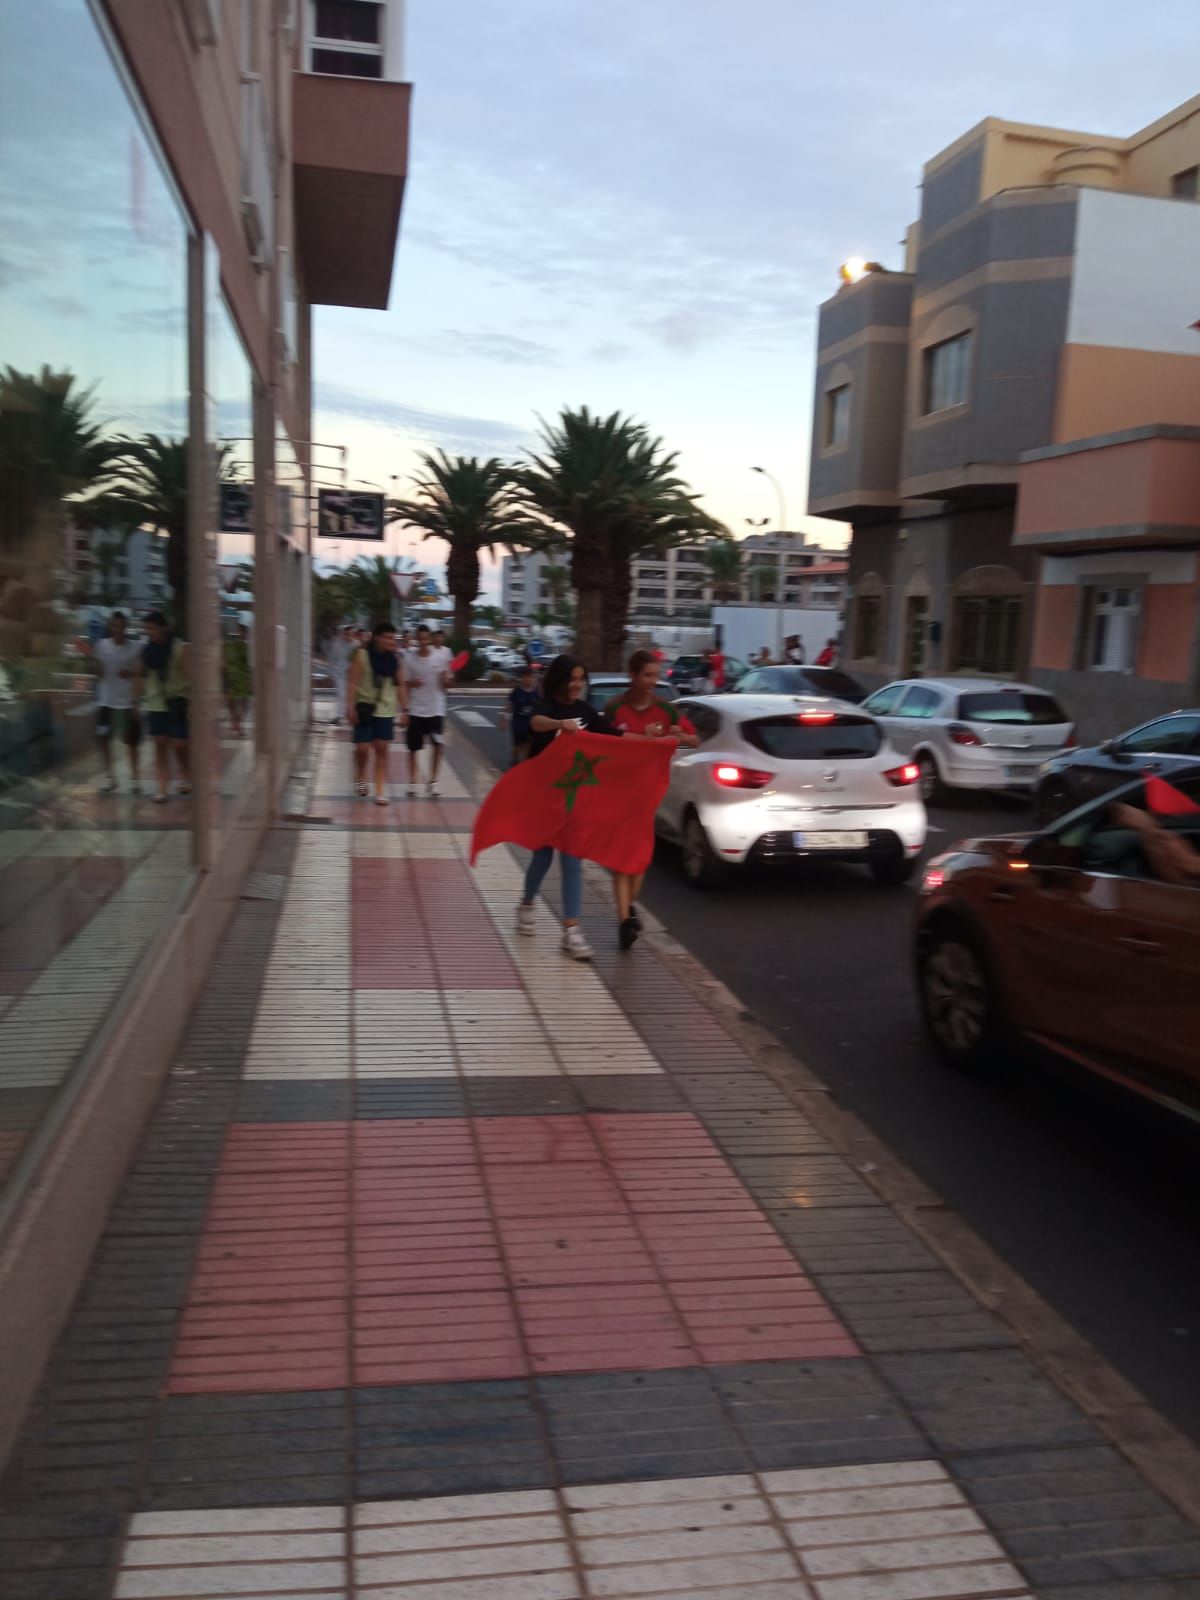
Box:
[604,649,698,948]
[223,622,252,738]
[348,621,406,805]
[502,663,539,765]
[139,610,190,804]
[93,610,142,793]
[404,622,450,797]
[327,624,356,726]
[815,637,838,667]
[710,643,726,693]
[515,653,625,961]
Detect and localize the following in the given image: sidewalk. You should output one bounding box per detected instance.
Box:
[2,726,1199,1599]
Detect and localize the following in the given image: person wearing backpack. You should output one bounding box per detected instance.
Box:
[347,621,407,806]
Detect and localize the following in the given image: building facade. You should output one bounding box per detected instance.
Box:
[0,0,410,1458]
[808,98,1200,734]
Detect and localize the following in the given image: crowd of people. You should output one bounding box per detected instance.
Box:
[338,621,453,804]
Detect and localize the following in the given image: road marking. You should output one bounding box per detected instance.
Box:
[455,710,493,727]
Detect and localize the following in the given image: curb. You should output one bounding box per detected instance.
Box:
[449,713,1200,1534]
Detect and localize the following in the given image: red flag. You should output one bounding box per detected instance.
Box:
[450,649,470,672]
[1145,774,1200,816]
[471,732,675,875]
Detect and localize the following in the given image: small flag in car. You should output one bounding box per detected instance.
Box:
[1145,774,1200,816]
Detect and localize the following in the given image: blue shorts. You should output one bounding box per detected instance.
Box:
[354,715,394,745]
[147,707,188,740]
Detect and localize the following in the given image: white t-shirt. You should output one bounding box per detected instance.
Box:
[95,638,141,709]
[406,649,447,718]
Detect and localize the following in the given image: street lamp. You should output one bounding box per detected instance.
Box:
[750,466,787,535]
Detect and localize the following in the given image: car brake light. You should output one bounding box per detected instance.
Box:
[948,722,982,746]
[797,710,836,724]
[713,764,772,789]
[922,867,945,892]
[884,762,921,787]
[1064,729,1077,748]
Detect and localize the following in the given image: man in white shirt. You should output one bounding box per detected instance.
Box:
[94,611,142,793]
[404,623,450,797]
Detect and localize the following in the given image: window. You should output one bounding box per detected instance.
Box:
[853,594,882,658]
[1119,715,1200,756]
[863,684,905,716]
[741,715,881,761]
[681,703,721,743]
[310,0,384,76]
[1084,586,1141,673]
[957,692,1068,726]
[1171,166,1199,201]
[952,595,1020,675]
[896,686,941,719]
[922,332,971,414]
[824,385,850,447]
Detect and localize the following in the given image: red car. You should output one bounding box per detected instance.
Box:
[914,769,1200,1122]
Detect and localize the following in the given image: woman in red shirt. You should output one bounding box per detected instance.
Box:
[604,649,699,948]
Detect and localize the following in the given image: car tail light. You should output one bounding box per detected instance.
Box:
[1063,729,1078,748]
[922,867,946,892]
[948,722,983,746]
[884,762,921,787]
[797,710,836,724]
[713,763,772,789]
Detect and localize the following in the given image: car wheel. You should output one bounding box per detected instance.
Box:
[681,811,730,889]
[918,922,1005,1072]
[1033,779,1070,827]
[871,853,916,887]
[916,752,947,805]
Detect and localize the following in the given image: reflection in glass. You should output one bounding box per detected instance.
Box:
[276,428,311,754]
[0,0,192,1190]
[212,300,255,806]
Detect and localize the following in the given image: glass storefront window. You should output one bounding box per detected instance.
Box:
[0,0,192,1191]
[276,428,311,753]
[211,300,255,806]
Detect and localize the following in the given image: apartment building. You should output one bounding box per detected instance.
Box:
[501,537,848,628]
[807,96,1200,733]
[63,525,171,614]
[0,0,410,1454]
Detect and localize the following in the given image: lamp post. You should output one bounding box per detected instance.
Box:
[750,466,787,535]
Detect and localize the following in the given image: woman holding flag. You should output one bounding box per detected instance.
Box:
[604,650,699,948]
[515,655,624,960]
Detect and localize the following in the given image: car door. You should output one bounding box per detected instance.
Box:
[1083,715,1200,804]
[885,684,940,757]
[657,701,718,836]
[861,682,908,749]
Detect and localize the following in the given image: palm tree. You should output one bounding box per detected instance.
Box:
[542,558,572,624]
[388,451,537,648]
[749,562,780,603]
[0,366,117,552]
[515,408,721,668]
[341,553,415,625]
[702,539,743,602]
[83,435,233,625]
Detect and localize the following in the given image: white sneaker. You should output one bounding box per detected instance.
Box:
[516,903,536,936]
[427,780,439,797]
[407,784,419,798]
[561,926,593,961]
[355,781,369,799]
[373,794,389,807]
[100,776,117,794]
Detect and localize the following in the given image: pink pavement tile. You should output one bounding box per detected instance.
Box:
[166,1113,858,1396]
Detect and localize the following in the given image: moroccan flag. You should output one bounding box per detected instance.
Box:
[1145,774,1200,816]
[471,732,676,875]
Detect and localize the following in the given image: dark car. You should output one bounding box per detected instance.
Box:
[914,767,1200,1120]
[731,664,867,704]
[665,655,746,693]
[1033,709,1200,825]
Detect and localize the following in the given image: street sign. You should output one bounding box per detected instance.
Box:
[316,488,385,541]
[219,482,252,533]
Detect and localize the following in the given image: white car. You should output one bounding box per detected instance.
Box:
[480,644,525,671]
[656,694,927,888]
[860,678,1075,803]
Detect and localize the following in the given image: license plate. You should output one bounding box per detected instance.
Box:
[1006,764,1037,779]
[793,830,868,850]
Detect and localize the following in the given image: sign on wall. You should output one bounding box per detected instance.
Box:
[317,489,385,541]
[219,482,253,533]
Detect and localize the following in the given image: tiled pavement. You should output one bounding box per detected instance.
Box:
[2,730,1199,1598]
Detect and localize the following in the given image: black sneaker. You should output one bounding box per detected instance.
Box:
[629,905,643,933]
[619,916,639,951]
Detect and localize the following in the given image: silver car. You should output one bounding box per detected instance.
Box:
[860,678,1075,804]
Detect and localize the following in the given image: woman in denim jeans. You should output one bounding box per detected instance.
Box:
[515,654,624,962]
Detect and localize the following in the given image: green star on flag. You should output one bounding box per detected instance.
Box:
[553,749,604,813]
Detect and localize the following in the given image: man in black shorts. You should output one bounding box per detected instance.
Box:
[403,623,450,797]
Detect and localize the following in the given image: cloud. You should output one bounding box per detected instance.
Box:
[590,340,633,362]
[409,328,558,367]
[315,384,537,458]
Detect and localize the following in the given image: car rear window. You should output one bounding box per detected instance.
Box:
[740,713,882,760]
[804,668,865,703]
[958,692,1068,725]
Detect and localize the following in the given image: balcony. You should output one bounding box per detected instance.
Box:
[292,71,412,309]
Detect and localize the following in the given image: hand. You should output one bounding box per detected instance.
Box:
[1110,802,1150,832]
[560,718,582,733]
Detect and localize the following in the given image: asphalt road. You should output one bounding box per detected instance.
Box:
[449,690,1200,1448]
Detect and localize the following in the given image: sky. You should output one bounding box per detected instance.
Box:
[313,0,1199,594]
